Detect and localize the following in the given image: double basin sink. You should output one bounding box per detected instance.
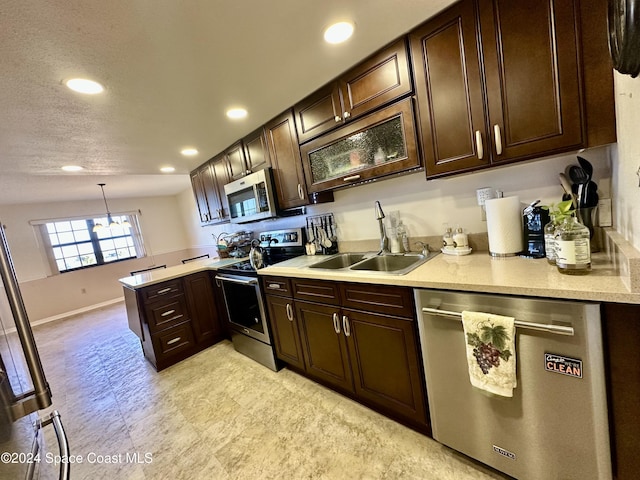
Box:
[308,251,438,275]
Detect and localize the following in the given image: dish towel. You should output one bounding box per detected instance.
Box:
[462,311,517,397]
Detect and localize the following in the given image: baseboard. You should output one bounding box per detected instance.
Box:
[28,297,125,329]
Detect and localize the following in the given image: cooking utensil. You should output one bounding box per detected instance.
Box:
[558,173,577,208]
[568,165,589,207]
[583,180,599,207]
[577,156,593,182]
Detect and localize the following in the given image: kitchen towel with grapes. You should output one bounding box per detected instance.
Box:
[462,311,517,397]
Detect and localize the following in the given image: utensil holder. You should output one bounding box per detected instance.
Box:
[306,213,339,255]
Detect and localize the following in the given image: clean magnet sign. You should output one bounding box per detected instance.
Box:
[545,353,583,378]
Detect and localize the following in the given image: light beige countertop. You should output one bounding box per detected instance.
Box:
[118,257,245,289]
[259,249,640,304]
[119,229,640,304]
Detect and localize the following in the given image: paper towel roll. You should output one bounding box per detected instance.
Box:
[485,196,523,256]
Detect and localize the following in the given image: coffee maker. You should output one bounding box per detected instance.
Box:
[522,200,551,258]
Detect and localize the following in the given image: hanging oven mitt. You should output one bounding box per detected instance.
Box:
[462,311,517,397]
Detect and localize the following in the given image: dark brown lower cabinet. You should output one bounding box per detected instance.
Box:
[265,294,305,370]
[345,308,427,426]
[124,272,225,371]
[296,300,354,393]
[184,271,224,345]
[265,277,428,431]
[602,303,640,480]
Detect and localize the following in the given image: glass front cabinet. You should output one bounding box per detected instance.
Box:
[300,98,420,193]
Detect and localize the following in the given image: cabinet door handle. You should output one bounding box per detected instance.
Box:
[157,288,172,295]
[343,175,361,182]
[334,115,342,122]
[494,124,503,155]
[297,183,304,200]
[161,309,176,317]
[286,303,293,321]
[342,315,351,337]
[332,313,341,334]
[167,337,182,345]
[343,111,351,119]
[475,130,484,160]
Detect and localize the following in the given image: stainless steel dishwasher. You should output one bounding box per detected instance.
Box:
[414,289,611,480]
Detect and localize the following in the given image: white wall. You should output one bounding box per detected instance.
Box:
[0,195,192,321]
[612,72,640,251]
[178,147,612,250]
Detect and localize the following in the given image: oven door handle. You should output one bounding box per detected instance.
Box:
[215,275,258,286]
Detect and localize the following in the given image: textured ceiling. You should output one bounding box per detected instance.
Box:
[0,0,455,205]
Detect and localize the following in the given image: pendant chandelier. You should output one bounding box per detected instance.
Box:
[93,183,131,232]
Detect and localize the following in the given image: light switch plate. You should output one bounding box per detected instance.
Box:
[598,198,612,227]
[476,187,494,206]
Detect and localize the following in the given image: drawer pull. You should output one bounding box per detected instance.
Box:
[343,174,361,182]
[157,287,172,295]
[475,130,484,160]
[161,309,176,317]
[167,337,182,345]
[494,124,503,155]
[332,313,341,334]
[268,283,281,289]
[342,315,351,337]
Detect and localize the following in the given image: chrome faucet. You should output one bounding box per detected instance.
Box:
[374,201,390,255]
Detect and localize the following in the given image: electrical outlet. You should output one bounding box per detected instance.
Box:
[476,187,494,206]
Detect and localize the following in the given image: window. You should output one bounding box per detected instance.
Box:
[36,214,145,273]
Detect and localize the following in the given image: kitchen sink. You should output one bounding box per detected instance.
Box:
[308,251,437,275]
[308,253,370,269]
[350,253,431,274]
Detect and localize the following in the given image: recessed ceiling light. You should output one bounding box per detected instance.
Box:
[226,108,248,119]
[181,148,199,156]
[65,78,104,94]
[160,166,176,173]
[324,21,354,44]
[61,165,84,172]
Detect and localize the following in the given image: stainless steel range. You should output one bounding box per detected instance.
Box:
[215,228,305,371]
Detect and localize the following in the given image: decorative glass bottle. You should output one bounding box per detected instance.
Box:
[554,216,591,275]
[544,216,558,265]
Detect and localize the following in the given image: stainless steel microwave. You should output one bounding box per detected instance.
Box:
[224,168,278,223]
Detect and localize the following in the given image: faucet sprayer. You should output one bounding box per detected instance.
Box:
[374,201,390,255]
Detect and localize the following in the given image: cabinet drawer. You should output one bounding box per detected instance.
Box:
[292,278,340,305]
[340,283,414,318]
[145,295,189,333]
[151,321,195,359]
[262,276,292,297]
[142,280,183,302]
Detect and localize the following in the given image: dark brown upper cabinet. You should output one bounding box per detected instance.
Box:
[294,38,412,144]
[264,109,310,210]
[409,0,615,178]
[189,153,230,226]
[224,141,247,180]
[300,98,420,193]
[225,129,271,181]
[242,126,271,173]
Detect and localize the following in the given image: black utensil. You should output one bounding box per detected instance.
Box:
[584,180,599,207]
[568,165,589,207]
[577,156,593,182]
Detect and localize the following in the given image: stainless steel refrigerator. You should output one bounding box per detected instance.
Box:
[0,224,70,479]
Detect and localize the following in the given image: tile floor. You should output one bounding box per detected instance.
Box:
[27,302,509,479]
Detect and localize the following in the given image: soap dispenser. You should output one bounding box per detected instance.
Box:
[442,227,454,251]
[453,227,469,250]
